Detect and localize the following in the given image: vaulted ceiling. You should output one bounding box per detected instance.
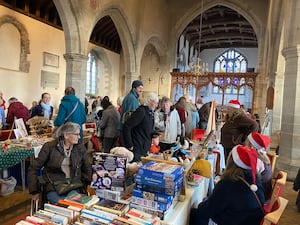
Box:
[0,0,257,54]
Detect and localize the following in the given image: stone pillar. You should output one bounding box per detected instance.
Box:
[278,46,300,179]
[124,71,140,93]
[64,53,88,103]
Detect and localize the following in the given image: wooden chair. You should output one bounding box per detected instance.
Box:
[267,151,278,176]
[261,196,288,225]
[264,170,287,213]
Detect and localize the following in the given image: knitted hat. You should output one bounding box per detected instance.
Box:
[132,80,143,89]
[232,145,258,192]
[227,100,241,109]
[248,132,271,152]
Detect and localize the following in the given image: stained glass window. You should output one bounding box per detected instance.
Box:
[214,49,247,73]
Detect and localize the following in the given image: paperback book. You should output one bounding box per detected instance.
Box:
[93,199,129,216]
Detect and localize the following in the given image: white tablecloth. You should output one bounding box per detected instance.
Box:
[162,177,209,225]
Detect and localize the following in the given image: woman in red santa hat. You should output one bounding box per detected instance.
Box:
[246,132,272,202]
[190,145,265,225]
[221,99,258,160]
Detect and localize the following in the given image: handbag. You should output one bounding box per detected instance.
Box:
[53,179,83,195]
[46,172,83,195]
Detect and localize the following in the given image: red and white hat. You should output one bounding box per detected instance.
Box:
[227,100,241,109]
[232,145,258,192]
[248,132,271,152]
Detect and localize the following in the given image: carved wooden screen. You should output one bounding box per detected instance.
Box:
[170,72,257,109]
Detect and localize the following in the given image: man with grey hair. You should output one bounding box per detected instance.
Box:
[122,92,158,162]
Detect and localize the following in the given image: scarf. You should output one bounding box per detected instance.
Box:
[41,102,51,119]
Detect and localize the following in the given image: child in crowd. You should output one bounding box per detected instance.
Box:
[149,132,160,154]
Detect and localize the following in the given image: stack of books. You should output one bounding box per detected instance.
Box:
[130,161,184,219]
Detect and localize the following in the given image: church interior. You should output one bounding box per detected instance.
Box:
[0,0,300,224]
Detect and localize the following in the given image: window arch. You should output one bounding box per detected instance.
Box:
[86,52,97,95]
[214,49,247,73]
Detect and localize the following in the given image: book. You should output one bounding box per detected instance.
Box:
[44,203,76,222]
[35,209,69,225]
[137,161,183,181]
[126,208,160,225]
[92,153,127,190]
[95,189,132,204]
[81,209,114,223]
[111,217,141,225]
[93,199,129,216]
[129,203,171,220]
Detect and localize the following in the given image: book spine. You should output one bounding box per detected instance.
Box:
[129,203,169,220]
[81,209,112,223]
[92,204,123,216]
[90,208,119,220]
[127,208,160,224]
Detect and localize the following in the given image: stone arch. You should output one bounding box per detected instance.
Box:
[170,1,263,67]
[0,15,30,72]
[98,8,136,75]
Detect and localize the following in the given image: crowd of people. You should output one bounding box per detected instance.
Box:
[0,82,280,224]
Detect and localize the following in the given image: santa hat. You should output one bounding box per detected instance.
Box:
[227,100,241,109]
[248,132,271,152]
[232,145,258,192]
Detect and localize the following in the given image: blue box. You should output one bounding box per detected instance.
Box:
[131,196,172,211]
[134,174,184,189]
[135,177,183,196]
[138,161,183,181]
[133,187,174,204]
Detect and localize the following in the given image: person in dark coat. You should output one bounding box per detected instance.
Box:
[6,97,30,128]
[99,96,120,153]
[221,99,258,160]
[54,87,86,141]
[30,92,54,119]
[190,145,265,225]
[122,92,158,162]
[28,122,92,204]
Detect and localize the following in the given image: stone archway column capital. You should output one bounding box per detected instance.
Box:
[281,46,300,59]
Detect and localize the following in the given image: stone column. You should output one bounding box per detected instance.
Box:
[276,0,300,179]
[278,46,300,179]
[124,71,140,93]
[64,53,88,103]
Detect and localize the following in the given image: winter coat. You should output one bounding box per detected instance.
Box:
[120,89,139,125]
[99,105,120,138]
[123,105,154,162]
[190,172,265,225]
[6,101,30,127]
[30,104,54,119]
[28,140,92,194]
[54,95,86,138]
